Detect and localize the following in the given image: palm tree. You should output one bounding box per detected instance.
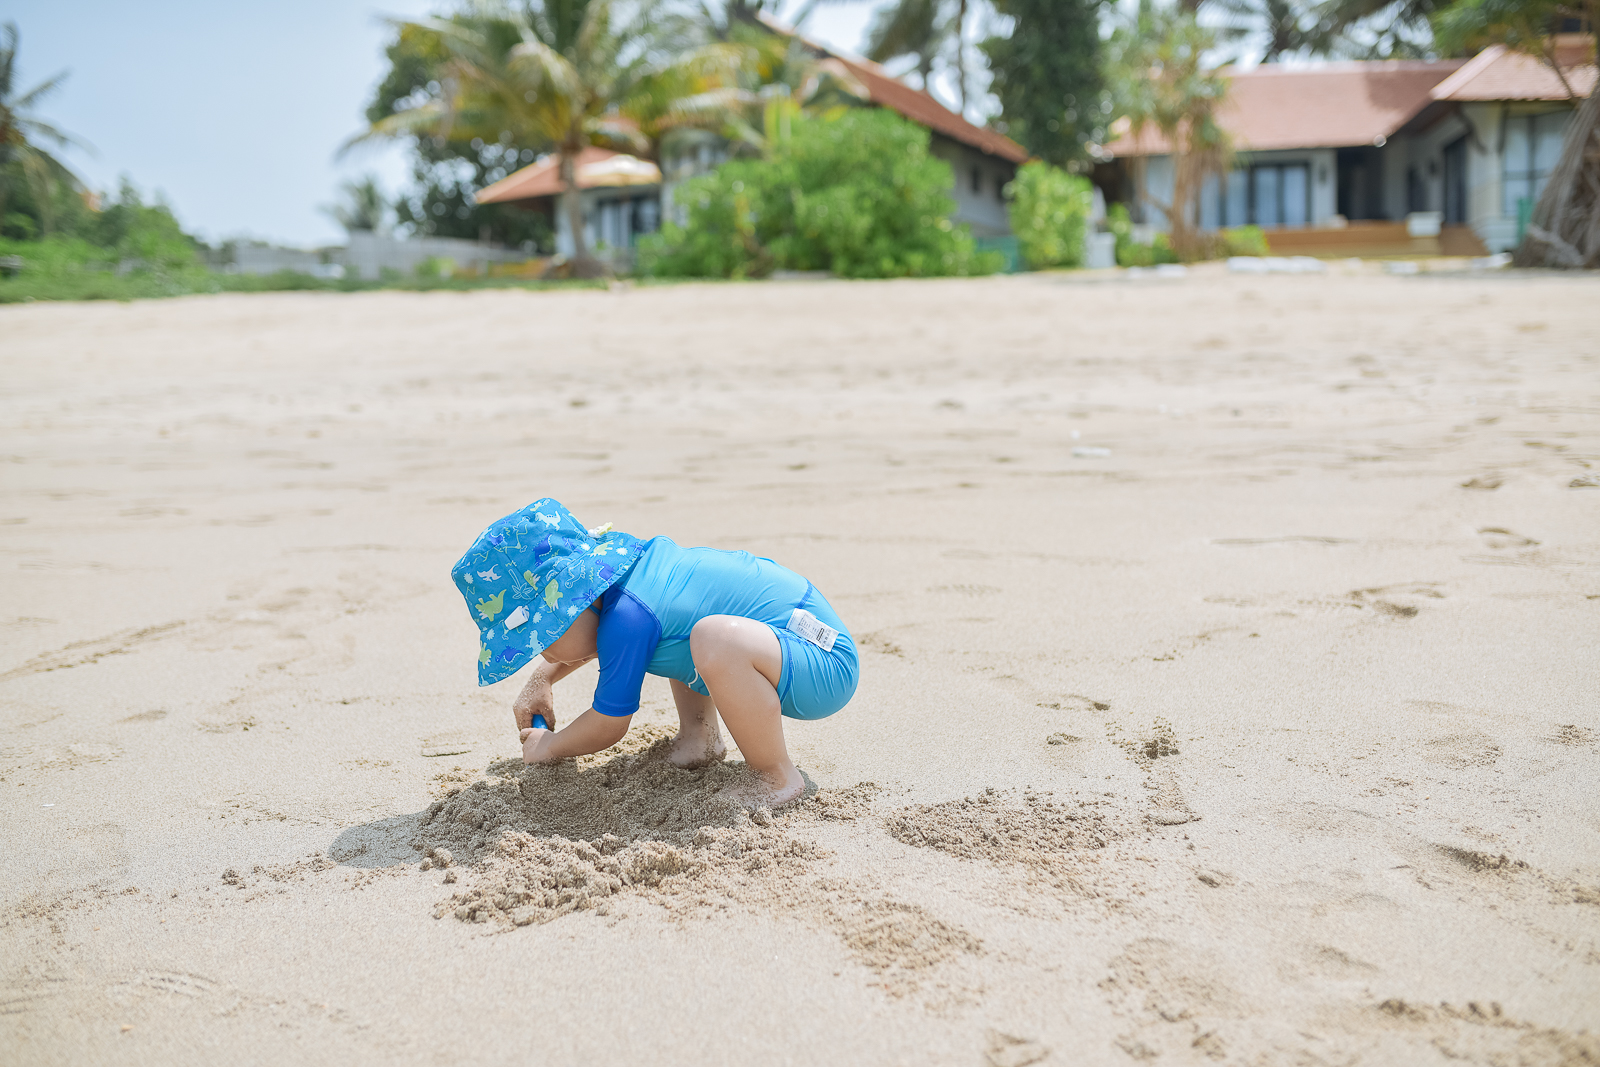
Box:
[1305,0,1445,58]
[1433,0,1598,267]
[349,1,734,277]
[864,0,945,90]
[1105,1,1232,260]
[0,22,89,234]
[1207,0,1323,61]
[322,175,389,233]
[863,0,976,112]
[670,20,866,156]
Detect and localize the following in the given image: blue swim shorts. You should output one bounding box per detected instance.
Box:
[769,584,859,721]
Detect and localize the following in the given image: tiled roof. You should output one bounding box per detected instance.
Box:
[1104,60,1465,156]
[475,147,660,205]
[758,16,1027,162]
[816,50,1029,163]
[1430,36,1596,101]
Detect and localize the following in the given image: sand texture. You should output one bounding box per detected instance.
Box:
[2,268,1598,1065]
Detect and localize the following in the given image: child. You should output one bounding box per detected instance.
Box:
[452,499,858,807]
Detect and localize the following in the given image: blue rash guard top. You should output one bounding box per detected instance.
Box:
[590,536,824,717]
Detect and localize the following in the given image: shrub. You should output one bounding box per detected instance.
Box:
[1221,224,1269,257]
[640,108,1001,280]
[1005,162,1093,269]
[1106,203,1179,267]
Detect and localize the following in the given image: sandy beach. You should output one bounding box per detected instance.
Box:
[2,269,1598,1066]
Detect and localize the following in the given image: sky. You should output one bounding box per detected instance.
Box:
[5,1,893,248]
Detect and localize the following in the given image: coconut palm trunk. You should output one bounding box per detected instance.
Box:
[557,145,606,277]
[1513,77,1600,269]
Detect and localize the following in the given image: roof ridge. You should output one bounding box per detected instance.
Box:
[1429,44,1506,100]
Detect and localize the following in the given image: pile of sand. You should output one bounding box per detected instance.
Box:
[884,787,1113,866]
[410,741,988,995]
[413,728,879,927]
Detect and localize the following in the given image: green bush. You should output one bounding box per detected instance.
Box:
[1221,224,1269,257]
[639,108,1001,280]
[1106,203,1179,267]
[1005,162,1093,269]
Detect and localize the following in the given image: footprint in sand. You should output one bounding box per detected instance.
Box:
[1421,733,1501,770]
[1038,694,1111,713]
[985,1030,1050,1067]
[1549,724,1596,747]
[1106,720,1199,825]
[1347,582,1444,618]
[1477,527,1539,550]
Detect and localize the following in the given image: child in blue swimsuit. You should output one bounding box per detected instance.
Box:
[451,499,858,806]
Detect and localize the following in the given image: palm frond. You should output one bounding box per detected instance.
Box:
[13,68,69,111]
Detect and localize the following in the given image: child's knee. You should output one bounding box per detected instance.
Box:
[690,615,777,674]
[688,614,741,665]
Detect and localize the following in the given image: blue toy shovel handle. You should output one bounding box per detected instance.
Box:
[530,714,550,731]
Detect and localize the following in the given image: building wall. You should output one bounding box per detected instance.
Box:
[1143,147,1337,231]
[343,232,525,280]
[1367,102,1577,252]
[553,187,663,263]
[1466,101,1573,252]
[929,135,1017,238]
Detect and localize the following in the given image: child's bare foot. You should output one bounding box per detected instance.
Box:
[666,728,726,769]
[732,763,807,809]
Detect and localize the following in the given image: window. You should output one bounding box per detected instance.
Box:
[632,196,659,239]
[1443,137,1468,224]
[971,165,982,194]
[1503,111,1571,216]
[1205,163,1310,228]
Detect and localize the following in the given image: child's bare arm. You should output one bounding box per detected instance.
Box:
[512,655,595,732]
[521,708,630,764]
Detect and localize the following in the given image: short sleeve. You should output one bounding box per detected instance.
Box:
[592,588,661,717]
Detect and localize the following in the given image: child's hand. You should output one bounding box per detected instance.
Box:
[513,665,557,734]
[519,726,555,765]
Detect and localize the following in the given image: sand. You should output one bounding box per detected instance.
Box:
[2,266,1598,1065]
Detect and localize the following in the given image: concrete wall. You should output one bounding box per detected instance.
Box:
[343,232,525,280]
[229,245,339,276]
[929,135,1017,238]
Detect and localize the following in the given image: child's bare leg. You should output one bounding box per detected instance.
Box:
[689,615,804,806]
[666,677,725,768]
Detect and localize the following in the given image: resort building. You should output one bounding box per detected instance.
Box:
[1101,35,1596,256]
[475,44,1027,265]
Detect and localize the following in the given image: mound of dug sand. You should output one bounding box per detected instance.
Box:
[413,728,876,927]
[884,787,1112,867]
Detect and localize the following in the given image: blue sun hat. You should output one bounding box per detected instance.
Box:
[451,499,645,686]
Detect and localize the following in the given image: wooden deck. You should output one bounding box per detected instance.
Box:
[1263,221,1490,258]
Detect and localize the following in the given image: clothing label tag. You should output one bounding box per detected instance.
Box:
[786,608,838,652]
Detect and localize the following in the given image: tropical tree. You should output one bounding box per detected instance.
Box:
[981,0,1106,165]
[676,20,867,156]
[1206,0,1323,62]
[322,175,390,234]
[1302,0,1445,58]
[1104,1,1231,259]
[349,0,734,277]
[1434,0,1598,267]
[863,0,972,110]
[0,22,89,235]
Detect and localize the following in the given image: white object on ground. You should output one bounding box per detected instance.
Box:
[1228,257,1326,274]
[1073,446,1112,458]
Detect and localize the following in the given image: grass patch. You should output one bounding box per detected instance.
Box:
[0,269,611,304]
